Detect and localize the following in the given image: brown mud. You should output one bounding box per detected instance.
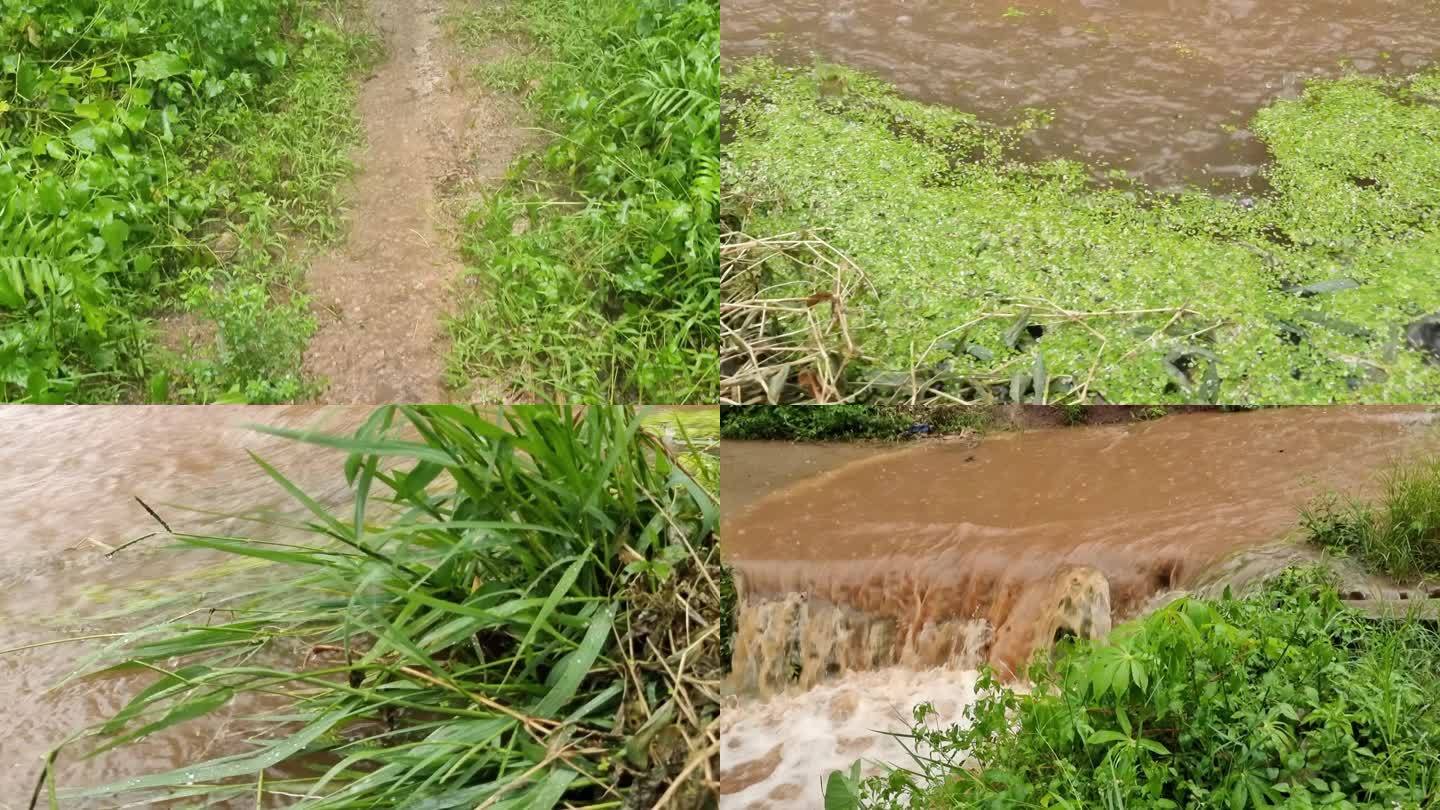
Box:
[724,407,1440,682]
[0,407,370,807]
[302,0,527,402]
[723,0,1440,189]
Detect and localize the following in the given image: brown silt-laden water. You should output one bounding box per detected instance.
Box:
[720,408,1440,809]
[0,407,369,807]
[723,407,1440,681]
[723,0,1440,189]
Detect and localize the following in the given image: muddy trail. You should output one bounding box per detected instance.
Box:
[0,407,371,807]
[302,0,527,402]
[723,0,1440,190]
[719,407,1440,809]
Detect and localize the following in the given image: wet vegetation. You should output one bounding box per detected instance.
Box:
[1,0,374,403]
[447,0,719,402]
[720,404,989,441]
[1302,457,1440,580]
[723,61,1440,405]
[43,406,720,807]
[837,567,1440,809]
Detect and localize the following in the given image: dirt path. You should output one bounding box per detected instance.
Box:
[303,0,525,402]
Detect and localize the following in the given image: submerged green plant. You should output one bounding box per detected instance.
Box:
[851,567,1440,808]
[48,405,720,807]
[1302,456,1440,580]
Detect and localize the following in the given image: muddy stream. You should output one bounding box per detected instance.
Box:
[0,407,374,807]
[723,0,1440,189]
[720,407,1440,809]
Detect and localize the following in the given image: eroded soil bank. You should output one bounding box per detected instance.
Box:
[0,407,367,806]
[719,407,1440,809]
[724,0,1440,189]
[302,0,526,402]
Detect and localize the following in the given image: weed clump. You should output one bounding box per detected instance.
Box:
[447,0,718,402]
[724,61,1440,405]
[1302,457,1440,580]
[53,406,721,807]
[720,404,988,441]
[1,0,373,402]
[838,567,1440,808]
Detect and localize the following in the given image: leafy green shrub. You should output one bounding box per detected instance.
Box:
[1,0,368,402]
[1301,457,1440,580]
[846,568,1440,809]
[53,406,721,806]
[448,0,718,402]
[720,404,988,440]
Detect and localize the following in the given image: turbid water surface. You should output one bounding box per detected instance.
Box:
[721,408,1440,809]
[723,0,1440,188]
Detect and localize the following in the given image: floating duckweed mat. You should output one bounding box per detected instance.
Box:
[45,405,720,809]
[723,60,1440,404]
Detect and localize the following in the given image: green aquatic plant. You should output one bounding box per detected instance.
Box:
[846,567,1440,808]
[0,0,373,403]
[723,60,1440,404]
[1302,456,1440,580]
[43,405,721,807]
[447,0,719,403]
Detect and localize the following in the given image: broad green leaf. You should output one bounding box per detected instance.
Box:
[1086,730,1130,747]
[136,52,189,81]
[824,770,860,810]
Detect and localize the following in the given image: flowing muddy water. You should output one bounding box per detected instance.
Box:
[720,407,1440,809]
[723,0,1440,189]
[0,407,373,807]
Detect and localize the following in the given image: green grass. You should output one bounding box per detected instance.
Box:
[446,0,719,403]
[837,567,1440,809]
[1301,457,1440,580]
[43,406,720,807]
[724,61,1440,405]
[1,0,373,403]
[720,404,990,441]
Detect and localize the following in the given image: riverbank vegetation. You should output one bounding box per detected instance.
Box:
[1302,457,1440,580]
[723,61,1440,405]
[44,406,720,807]
[836,567,1440,809]
[2,0,374,403]
[720,404,989,441]
[446,0,719,402]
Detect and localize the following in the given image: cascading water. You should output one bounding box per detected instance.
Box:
[720,407,1440,809]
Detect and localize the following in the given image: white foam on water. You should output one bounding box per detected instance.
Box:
[720,666,984,809]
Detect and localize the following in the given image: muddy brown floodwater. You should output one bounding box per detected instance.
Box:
[725,407,1440,680]
[0,407,373,808]
[720,407,1440,809]
[303,0,527,402]
[723,0,1440,189]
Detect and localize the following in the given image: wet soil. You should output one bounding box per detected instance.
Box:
[723,0,1440,189]
[0,407,370,806]
[302,0,527,402]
